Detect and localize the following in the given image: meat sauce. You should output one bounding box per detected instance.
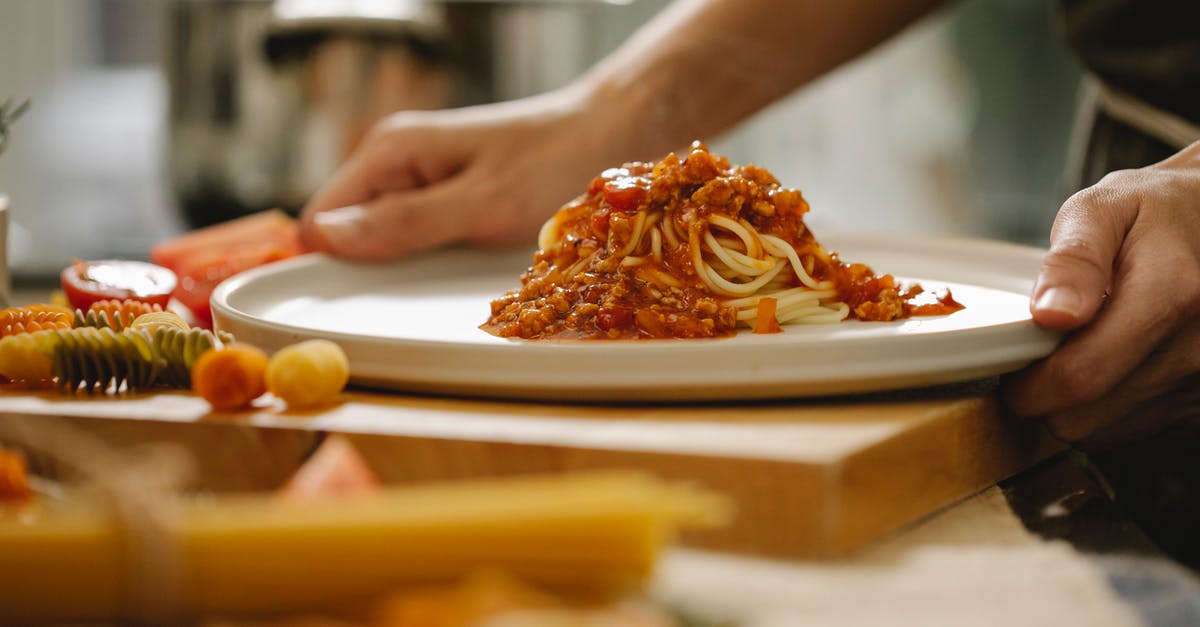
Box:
[483,143,963,340]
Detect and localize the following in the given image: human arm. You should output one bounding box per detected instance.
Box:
[299,0,945,260]
[1001,140,1200,450]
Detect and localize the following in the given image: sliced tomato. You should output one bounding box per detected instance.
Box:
[60,259,177,312]
[149,209,304,270]
[151,210,308,327]
[174,244,297,327]
[281,435,380,501]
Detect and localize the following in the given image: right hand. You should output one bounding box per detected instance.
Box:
[299,91,622,261]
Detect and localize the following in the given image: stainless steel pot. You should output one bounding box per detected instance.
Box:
[165,0,651,228]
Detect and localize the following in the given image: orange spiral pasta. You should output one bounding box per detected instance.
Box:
[0,305,73,338]
[86,299,163,329]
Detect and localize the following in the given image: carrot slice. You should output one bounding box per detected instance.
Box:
[0,447,33,502]
[753,297,782,334]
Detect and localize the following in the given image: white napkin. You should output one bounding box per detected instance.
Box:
[655,487,1143,627]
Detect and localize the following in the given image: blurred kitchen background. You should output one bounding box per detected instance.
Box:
[0,0,1081,281]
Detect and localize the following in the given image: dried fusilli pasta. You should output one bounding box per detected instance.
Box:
[0,329,59,381]
[129,311,190,335]
[148,326,227,388]
[73,299,163,332]
[52,327,161,393]
[0,313,236,393]
[0,305,73,338]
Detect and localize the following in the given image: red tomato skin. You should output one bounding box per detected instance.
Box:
[149,209,304,270]
[602,180,647,213]
[174,275,215,328]
[60,260,177,312]
[150,210,308,328]
[281,435,380,501]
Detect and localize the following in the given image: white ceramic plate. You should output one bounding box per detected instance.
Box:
[211,233,1061,401]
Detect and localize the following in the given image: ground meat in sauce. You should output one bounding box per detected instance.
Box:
[482,142,963,340]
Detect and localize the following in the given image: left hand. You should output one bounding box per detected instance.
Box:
[1001,140,1200,451]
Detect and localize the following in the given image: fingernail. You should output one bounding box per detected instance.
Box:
[1034,287,1081,316]
[312,205,367,250]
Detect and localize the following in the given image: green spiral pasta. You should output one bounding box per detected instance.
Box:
[73,308,133,332]
[147,326,227,388]
[52,327,161,393]
[49,326,232,393]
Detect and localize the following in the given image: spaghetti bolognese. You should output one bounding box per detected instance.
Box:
[483,142,962,340]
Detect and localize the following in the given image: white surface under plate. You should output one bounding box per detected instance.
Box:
[211,233,1061,401]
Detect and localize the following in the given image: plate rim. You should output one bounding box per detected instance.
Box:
[210,232,1061,400]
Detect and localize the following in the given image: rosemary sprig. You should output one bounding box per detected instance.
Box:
[0,98,31,157]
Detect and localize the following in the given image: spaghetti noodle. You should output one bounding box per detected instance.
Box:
[483,142,962,339]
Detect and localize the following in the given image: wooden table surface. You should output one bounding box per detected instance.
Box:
[0,379,1060,558]
[5,287,1197,625]
[3,378,1198,625]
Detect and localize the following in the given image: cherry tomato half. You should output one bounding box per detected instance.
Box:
[60,259,177,312]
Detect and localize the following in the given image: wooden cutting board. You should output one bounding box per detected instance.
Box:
[0,382,1059,558]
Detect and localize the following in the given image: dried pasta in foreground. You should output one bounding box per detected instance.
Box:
[0,305,73,338]
[51,326,161,392]
[128,310,190,335]
[368,569,680,627]
[149,326,228,388]
[191,343,269,411]
[0,330,58,382]
[0,325,232,393]
[74,299,163,332]
[265,339,350,409]
[0,470,729,622]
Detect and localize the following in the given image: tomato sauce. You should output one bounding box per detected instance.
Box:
[483,143,963,340]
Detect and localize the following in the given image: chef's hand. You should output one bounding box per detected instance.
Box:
[298,91,627,261]
[298,0,954,261]
[1002,140,1200,450]
[298,0,953,262]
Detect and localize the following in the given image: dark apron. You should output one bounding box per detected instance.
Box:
[1057,0,1200,571]
[1060,0,1200,186]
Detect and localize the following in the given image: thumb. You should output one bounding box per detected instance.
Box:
[1031,181,1135,330]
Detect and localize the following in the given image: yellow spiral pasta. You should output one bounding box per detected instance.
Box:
[0,330,60,381]
[129,311,191,335]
